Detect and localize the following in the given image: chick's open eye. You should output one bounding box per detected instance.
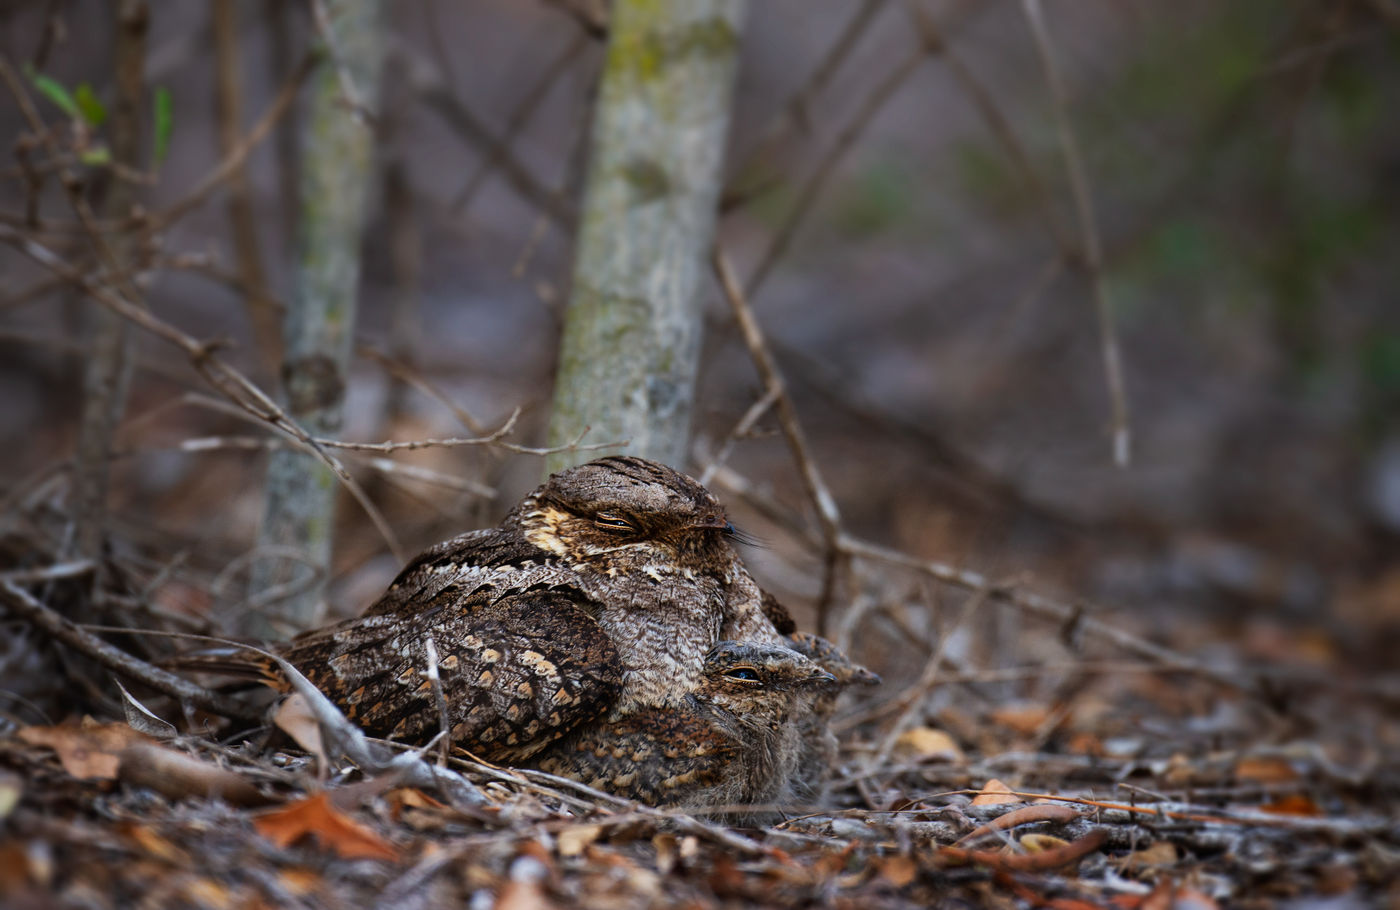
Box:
[723,666,760,682]
[593,512,635,533]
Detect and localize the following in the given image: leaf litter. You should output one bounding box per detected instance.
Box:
[2,551,1398,907]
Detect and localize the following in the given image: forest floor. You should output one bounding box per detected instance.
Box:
[1,532,1397,910]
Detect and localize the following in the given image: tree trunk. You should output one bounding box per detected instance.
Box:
[70,0,148,601]
[545,0,747,474]
[244,0,384,637]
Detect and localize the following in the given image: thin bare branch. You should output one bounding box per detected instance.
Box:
[0,224,407,565]
[146,51,318,233]
[0,576,261,719]
[836,534,1252,695]
[868,583,994,768]
[213,0,280,367]
[714,248,843,632]
[410,53,577,228]
[1021,0,1131,466]
[449,31,590,216]
[744,44,928,298]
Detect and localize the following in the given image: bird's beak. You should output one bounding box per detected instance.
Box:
[689,513,735,534]
[852,667,881,686]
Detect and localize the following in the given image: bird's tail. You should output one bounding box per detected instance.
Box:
[161,647,286,691]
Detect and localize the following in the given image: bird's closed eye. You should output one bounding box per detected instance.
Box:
[593,512,636,533]
[723,666,761,683]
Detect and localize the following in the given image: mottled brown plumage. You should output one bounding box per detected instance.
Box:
[786,630,881,792]
[186,457,773,759]
[362,456,761,716]
[178,456,876,777]
[530,641,835,811]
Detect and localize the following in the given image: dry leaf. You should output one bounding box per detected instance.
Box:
[115,680,177,739]
[557,824,603,857]
[273,694,327,771]
[970,779,1021,806]
[1259,794,1323,816]
[1065,731,1105,757]
[893,727,964,762]
[0,844,32,893]
[122,823,187,863]
[1020,834,1070,853]
[876,854,918,888]
[18,722,151,780]
[1234,756,1298,784]
[989,704,1051,735]
[1121,840,1178,871]
[253,792,399,862]
[277,867,321,897]
[389,788,446,811]
[1162,752,1196,786]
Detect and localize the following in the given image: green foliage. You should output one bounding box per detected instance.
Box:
[27,68,82,120]
[25,66,107,127]
[152,86,174,170]
[73,84,107,127]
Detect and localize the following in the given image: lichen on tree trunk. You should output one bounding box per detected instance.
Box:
[545,0,747,475]
[244,0,384,637]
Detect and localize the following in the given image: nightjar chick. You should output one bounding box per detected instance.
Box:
[530,641,836,813]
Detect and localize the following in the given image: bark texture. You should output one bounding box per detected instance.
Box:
[546,0,747,474]
[245,0,384,636]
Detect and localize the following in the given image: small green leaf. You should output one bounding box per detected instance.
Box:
[74,83,107,127]
[79,146,111,166]
[29,70,82,120]
[152,86,173,169]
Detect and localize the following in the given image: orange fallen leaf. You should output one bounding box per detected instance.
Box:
[970,778,1021,806]
[1259,794,1323,817]
[0,844,32,892]
[18,722,151,780]
[253,792,399,862]
[876,854,918,888]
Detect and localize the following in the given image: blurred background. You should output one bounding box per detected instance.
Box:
[2,0,1398,719]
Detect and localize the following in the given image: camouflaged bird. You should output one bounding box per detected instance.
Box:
[530,641,836,811]
[786,630,881,792]
[713,585,880,792]
[191,457,778,761]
